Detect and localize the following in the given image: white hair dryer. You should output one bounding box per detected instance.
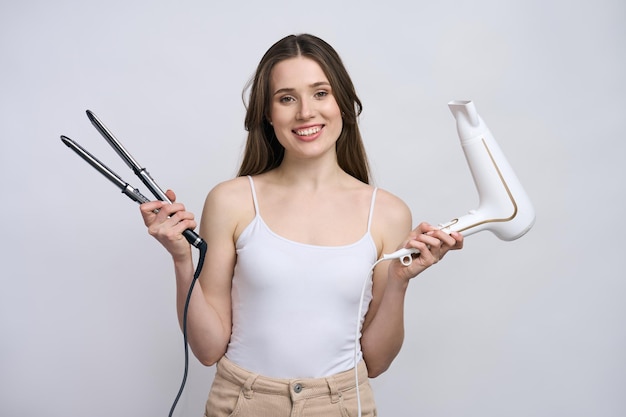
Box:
[384,100,535,264]
[441,99,535,239]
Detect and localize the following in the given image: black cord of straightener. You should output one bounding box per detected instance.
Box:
[168,240,208,417]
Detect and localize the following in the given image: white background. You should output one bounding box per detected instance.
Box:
[1,0,624,416]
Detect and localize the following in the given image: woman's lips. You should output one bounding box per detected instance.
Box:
[293,125,324,140]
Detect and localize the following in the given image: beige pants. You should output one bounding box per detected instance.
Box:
[204,356,377,417]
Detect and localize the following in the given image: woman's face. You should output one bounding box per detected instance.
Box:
[268,56,343,162]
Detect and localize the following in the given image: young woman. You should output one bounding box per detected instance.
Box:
[140,34,463,417]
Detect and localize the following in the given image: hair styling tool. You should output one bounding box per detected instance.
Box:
[354,100,536,417]
[382,100,536,265]
[60,111,207,417]
[69,110,204,247]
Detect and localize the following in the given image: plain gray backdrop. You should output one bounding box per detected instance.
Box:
[1,0,624,416]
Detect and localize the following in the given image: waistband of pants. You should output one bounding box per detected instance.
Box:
[216,355,369,402]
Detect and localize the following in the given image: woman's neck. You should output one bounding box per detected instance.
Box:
[268,156,349,190]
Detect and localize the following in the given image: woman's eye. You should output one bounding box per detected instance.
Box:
[315,91,329,98]
[279,96,295,103]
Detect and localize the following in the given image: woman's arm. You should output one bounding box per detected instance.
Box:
[360,190,463,377]
[140,179,249,366]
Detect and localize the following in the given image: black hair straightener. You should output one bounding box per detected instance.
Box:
[61,111,206,416]
[61,110,204,248]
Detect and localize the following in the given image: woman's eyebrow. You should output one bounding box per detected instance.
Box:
[273,81,331,96]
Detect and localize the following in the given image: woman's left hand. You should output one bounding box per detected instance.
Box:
[390,222,464,281]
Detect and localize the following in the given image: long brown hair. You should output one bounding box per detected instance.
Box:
[238,34,370,184]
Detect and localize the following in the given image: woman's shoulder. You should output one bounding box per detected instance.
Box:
[203,176,253,215]
[374,187,411,218]
[371,187,412,244]
[207,176,250,198]
[200,176,256,240]
[341,177,411,222]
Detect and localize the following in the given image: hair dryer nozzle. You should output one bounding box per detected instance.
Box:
[448,100,481,137]
[442,100,535,241]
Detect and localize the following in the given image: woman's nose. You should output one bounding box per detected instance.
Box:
[297,99,314,119]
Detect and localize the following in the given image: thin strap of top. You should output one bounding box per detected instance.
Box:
[247,175,260,215]
[367,188,378,233]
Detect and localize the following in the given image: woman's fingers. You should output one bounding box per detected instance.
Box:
[393,223,465,277]
[165,189,177,202]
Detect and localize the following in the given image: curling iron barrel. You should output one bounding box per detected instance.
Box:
[440,100,535,240]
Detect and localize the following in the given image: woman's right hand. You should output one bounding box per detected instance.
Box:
[139,189,197,261]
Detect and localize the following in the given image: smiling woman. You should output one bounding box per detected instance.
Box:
[268,57,344,159]
[138,33,464,417]
[238,34,369,182]
[1,0,622,415]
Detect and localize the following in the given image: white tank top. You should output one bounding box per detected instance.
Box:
[225,176,378,378]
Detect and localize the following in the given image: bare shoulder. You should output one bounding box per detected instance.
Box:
[204,176,252,210]
[371,188,413,253]
[374,188,412,226]
[200,176,254,239]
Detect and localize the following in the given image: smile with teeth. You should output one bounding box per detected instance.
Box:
[294,126,322,136]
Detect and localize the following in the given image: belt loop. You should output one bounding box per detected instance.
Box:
[326,376,341,403]
[242,373,259,399]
